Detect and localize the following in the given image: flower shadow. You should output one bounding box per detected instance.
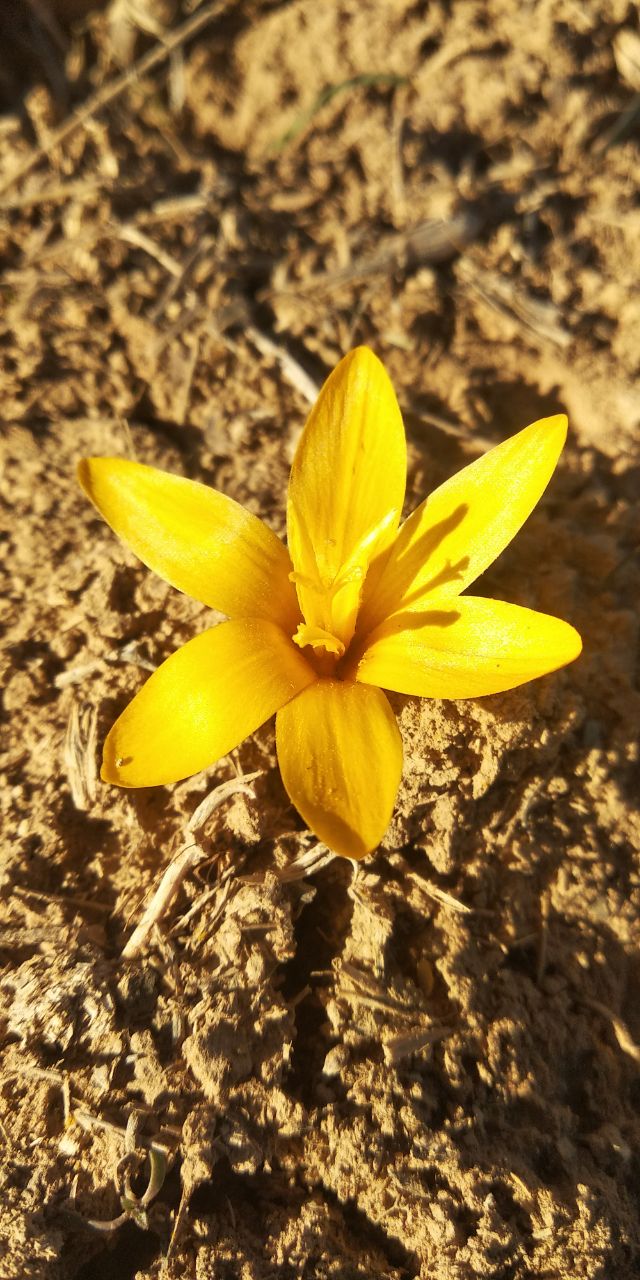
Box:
[379,607,461,634]
[361,502,470,627]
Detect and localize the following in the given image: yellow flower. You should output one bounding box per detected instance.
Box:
[78,347,581,860]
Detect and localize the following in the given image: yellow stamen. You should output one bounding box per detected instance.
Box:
[292,623,345,657]
[288,508,399,653]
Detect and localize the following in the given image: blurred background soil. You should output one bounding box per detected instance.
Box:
[1,1,640,1276]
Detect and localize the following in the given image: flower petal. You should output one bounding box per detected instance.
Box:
[78,458,300,629]
[287,347,407,646]
[358,415,568,634]
[355,595,582,698]
[103,619,315,787]
[276,679,403,860]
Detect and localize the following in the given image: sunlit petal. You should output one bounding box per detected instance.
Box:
[78,457,300,629]
[358,415,568,634]
[287,347,406,648]
[276,679,403,860]
[354,595,582,698]
[103,619,315,787]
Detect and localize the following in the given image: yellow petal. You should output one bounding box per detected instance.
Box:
[287,347,406,649]
[103,619,315,787]
[355,595,582,698]
[78,457,300,630]
[358,415,568,634]
[276,679,403,860]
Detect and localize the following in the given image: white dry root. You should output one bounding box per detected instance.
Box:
[276,842,336,881]
[121,773,261,959]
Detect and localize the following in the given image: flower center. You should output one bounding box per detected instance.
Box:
[289,509,397,671]
[290,561,365,660]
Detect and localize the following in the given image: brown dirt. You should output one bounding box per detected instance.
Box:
[1,1,640,1277]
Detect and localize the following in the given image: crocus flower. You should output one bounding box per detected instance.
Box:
[78,348,581,859]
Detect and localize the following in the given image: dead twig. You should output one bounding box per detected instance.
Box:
[247,326,320,405]
[584,999,640,1065]
[457,260,571,349]
[54,641,156,691]
[536,890,550,985]
[148,232,216,325]
[55,659,105,690]
[277,843,336,881]
[390,82,409,224]
[407,872,474,915]
[336,961,453,1063]
[0,0,228,197]
[170,868,235,935]
[63,701,98,811]
[122,840,206,961]
[0,177,115,213]
[491,770,553,847]
[75,1108,171,1232]
[173,331,204,426]
[266,211,483,299]
[404,401,496,453]
[18,217,187,276]
[382,1024,452,1066]
[115,223,184,277]
[592,94,640,155]
[186,771,261,834]
[13,884,112,914]
[122,772,261,959]
[339,960,416,1017]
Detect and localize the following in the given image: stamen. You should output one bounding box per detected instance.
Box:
[289,507,400,650]
[292,623,345,657]
[289,569,323,592]
[327,564,365,601]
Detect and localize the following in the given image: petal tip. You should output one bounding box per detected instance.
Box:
[349,343,378,365]
[275,680,402,861]
[551,616,582,668]
[565,622,583,663]
[101,739,125,786]
[77,455,117,502]
[534,412,569,445]
[76,456,91,494]
[548,412,568,439]
[100,757,119,786]
[347,344,391,383]
[101,726,137,787]
[328,344,379,388]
